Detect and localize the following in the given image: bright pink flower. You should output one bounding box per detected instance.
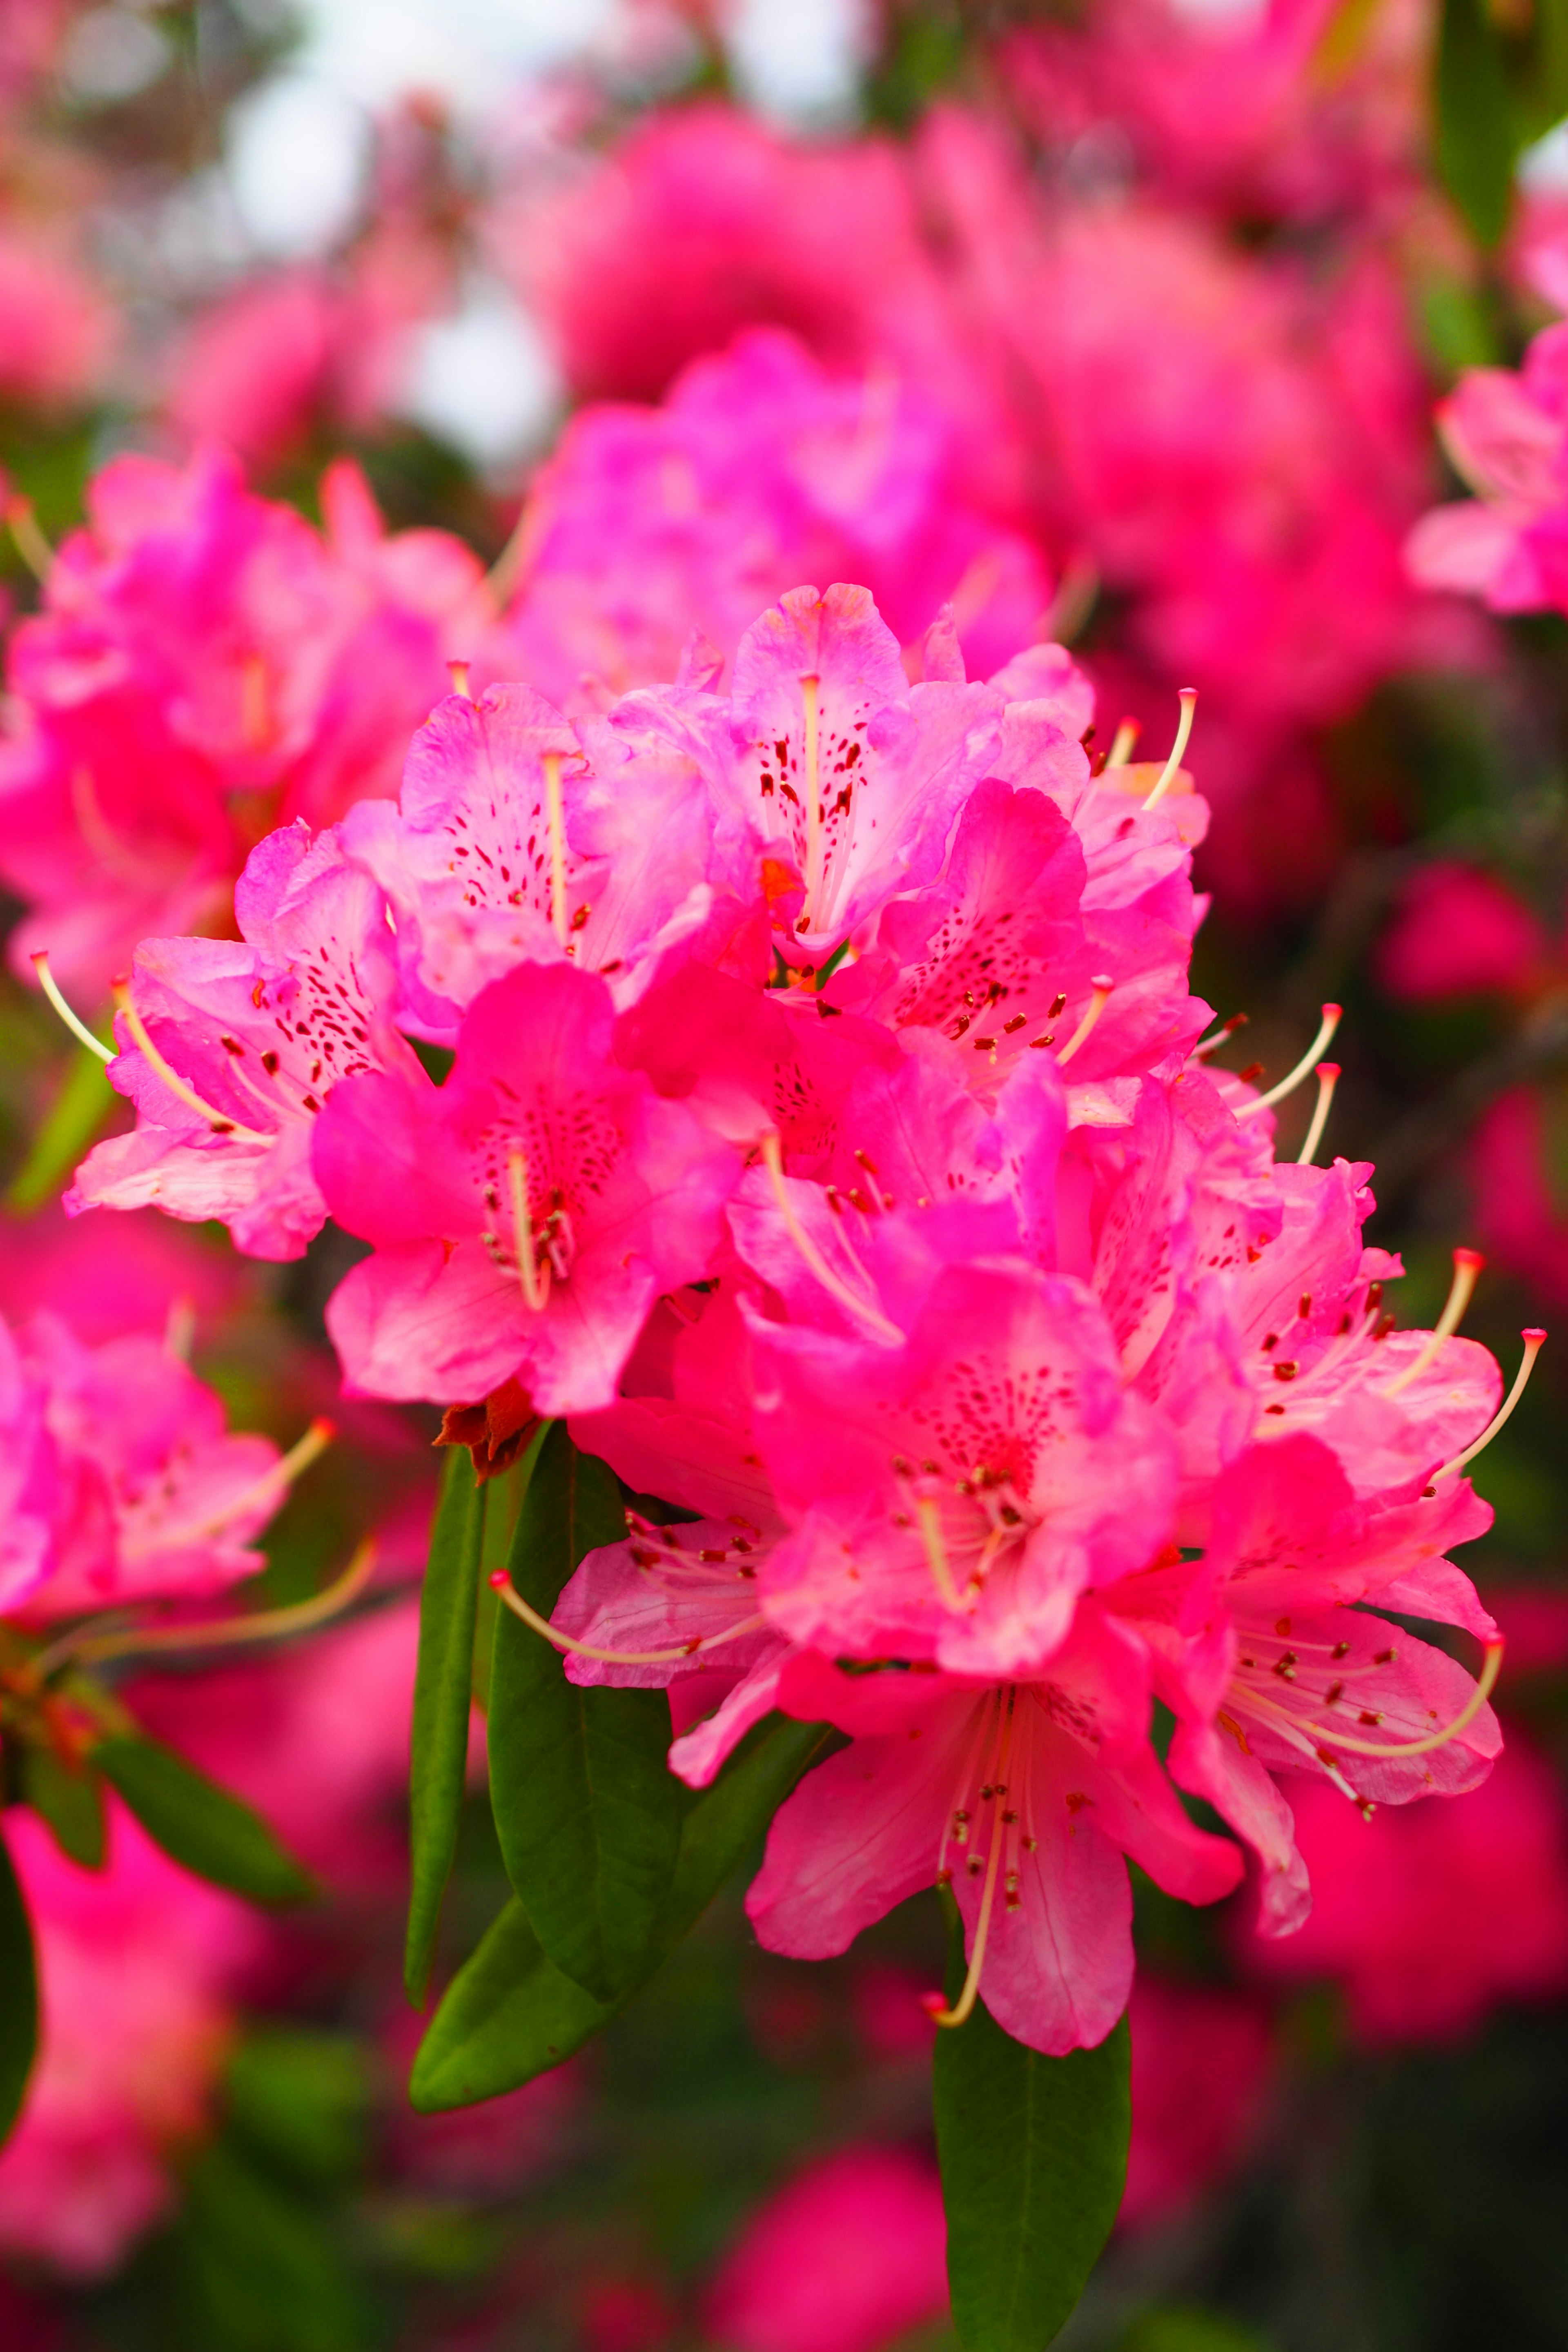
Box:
[703,2144,948,2352]
[0,448,487,999]
[751,1640,1241,2056]
[1139,1433,1501,1934]
[0,1316,59,1611]
[1377,862,1547,1001]
[1238,1740,1568,2044]
[564,1286,793,1787]
[314,961,743,1412]
[499,327,1050,695]
[1120,1976,1274,2231]
[750,1259,1176,1680]
[1407,323,1568,615]
[10,1310,287,1623]
[339,679,735,1031]
[69,820,416,1260]
[0,1803,257,2278]
[0,1201,249,1347]
[502,104,935,409]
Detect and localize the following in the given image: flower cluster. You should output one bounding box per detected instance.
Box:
[64,578,1517,2056]
[0,446,492,1000]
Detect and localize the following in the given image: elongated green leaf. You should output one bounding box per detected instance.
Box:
[0,1820,37,2147]
[935,1971,1130,2352]
[19,1742,105,1869]
[411,1712,829,2111]
[7,1042,115,1213]
[96,1736,314,1904]
[405,1444,486,2005]
[1116,2312,1270,2352]
[1435,0,1518,247]
[489,1423,683,2002]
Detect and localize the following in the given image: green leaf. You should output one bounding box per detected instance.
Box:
[411,1711,829,2111]
[935,1963,1130,2352]
[225,2029,370,2187]
[1116,2311,1272,2352]
[7,1041,115,1214]
[96,1737,313,1905]
[18,1742,105,1869]
[488,1423,684,2002]
[1435,0,1519,247]
[177,2137,372,2352]
[405,1443,486,2005]
[0,1818,37,2147]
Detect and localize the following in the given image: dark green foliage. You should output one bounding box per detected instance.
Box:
[411,1713,831,2111]
[18,1741,105,1869]
[935,1964,1130,2352]
[0,1819,36,2149]
[488,1424,684,2002]
[404,1445,486,2004]
[96,1736,313,1904]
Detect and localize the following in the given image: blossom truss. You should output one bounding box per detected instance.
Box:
[65,580,1525,2055]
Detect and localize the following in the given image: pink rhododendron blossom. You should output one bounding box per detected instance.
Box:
[1407,323,1568,615]
[69,819,416,1260]
[1377,862,1546,1001]
[703,2144,949,2352]
[0,1304,289,1621]
[0,1202,249,1346]
[751,1644,1242,2056]
[1120,1976,1275,2230]
[1469,1086,1568,1306]
[0,232,111,408]
[0,448,488,999]
[499,327,1050,696]
[0,1804,258,2277]
[316,961,743,1412]
[1238,1741,1568,2044]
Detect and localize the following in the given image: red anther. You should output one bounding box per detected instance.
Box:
[1524,1326,1548,1343]
[1454,1247,1486,1272]
[488,1569,510,1590]
[1315,1060,1341,1080]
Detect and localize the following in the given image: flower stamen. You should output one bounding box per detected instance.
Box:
[1237,1004,1343,1119]
[1141,688,1197,810]
[31,951,112,1063]
[1434,1328,1546,1475]
[1056,975,1115,1066]
[1296,1061,1341,1165]
[1383,1247,1483,1396]
[489,1570,766,1665]
[111,983,273,1142]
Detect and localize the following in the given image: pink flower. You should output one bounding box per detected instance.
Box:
[1237,1739,1568,2044]
[1376,862,1547,1001]
[0,232,111,409]
[1141,1433,1501,1934]
[0,1803,258,2277]
[0,447,487,1000]
[499,327,1050,696]
[11,1311,288,1623]
[702,2144,949,2352]
[751,1638,1241,2058]
[749,1260,1176,1680]
[314,961,743,1412]
[1120,1977,1274,2231]
[1406,323,1568,615]
[0,1201,249,1347]
[1469,1087,1568,1306]
[69,819,416,1261]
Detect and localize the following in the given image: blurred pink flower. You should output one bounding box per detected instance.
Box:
[703,2145,948,2352]
[499,327,1051,695]
[0,446,488,1000]
[1238,1742,1568,2044]
[0,232,111,408]
[128,1595,421,1887]
[1120,1976,1274,2230]
[0,1201,249,1346]
[0,1802,257,2277]
[1376,862,1547,1000]
[1468,1085,1568,1305]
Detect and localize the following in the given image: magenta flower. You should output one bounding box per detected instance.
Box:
[0,1802,258,2278]
[703,2143,949,2352]
[0,448,487,999]
[748,1635,1241,2057]
[69,820,414,1261]
[313,961,743,1413]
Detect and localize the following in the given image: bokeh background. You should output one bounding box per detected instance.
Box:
[5,3,1568,2348]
